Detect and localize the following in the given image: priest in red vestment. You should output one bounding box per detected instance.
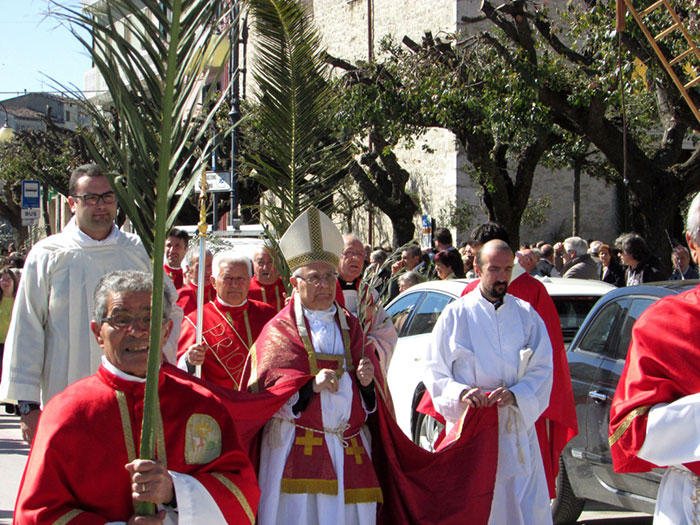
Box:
[163,228,189,289]
[243,207,500,525]
[610,192,700,523]
[178,251,276,390]
[248,245,287,312]
[176,247,216,316]
[14,270,259,524]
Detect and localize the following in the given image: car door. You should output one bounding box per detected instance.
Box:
[565,297,629,474]
[385,290,454,436]
[592,296,663,499]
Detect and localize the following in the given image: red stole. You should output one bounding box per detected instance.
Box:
[178,299,276,389]
[176,281,216,316]
[455,272,578,497]
[610,285,700,475]
[248,276,285,312]
[163,264,184,289]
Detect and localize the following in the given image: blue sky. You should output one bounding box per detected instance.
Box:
[0,0,91,97]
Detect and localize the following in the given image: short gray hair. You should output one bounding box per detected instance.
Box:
[183,246,212,270]
[212,250,252,279]
[564,236,588,257]
[93,271,174,323]
[687,191,700,244]
[399,270,424,289]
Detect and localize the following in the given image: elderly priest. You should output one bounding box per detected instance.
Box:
[14,271,259,524]
[244,208,383,525]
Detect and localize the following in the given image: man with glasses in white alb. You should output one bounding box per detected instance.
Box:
[0,163,181,444]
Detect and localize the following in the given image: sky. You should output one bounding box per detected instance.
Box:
[0,0,91,97]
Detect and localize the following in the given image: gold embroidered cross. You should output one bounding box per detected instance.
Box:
[345,437,365,465]
[295,430,323,456]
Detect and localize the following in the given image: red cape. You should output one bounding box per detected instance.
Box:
[163,264,184,289]
[176,281,216,317]
[610,285,700,475]
[453,272,578,496]
[15,364,260,524]
[248,276,286,312]
[241,299,500,525]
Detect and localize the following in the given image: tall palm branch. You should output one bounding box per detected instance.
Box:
[245,0,349,235]
[53,0,235,515]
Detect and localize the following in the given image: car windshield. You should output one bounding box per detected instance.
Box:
[553,295,602,347]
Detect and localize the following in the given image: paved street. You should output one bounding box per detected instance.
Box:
[0,412,28,525]
[0,412,651,524]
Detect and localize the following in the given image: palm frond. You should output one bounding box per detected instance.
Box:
[245,0,349,233]
[52,0,237,515]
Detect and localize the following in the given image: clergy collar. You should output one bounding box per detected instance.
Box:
[338,277,359,290]
[479,288,507,310]
[216,297,247,309]
[101,355,147,383]
[302,303,338,324]
[164,263,182,271]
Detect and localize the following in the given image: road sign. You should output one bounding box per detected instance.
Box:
[21,208,40,226]
[194,171,232,193]
[22,181,41,209]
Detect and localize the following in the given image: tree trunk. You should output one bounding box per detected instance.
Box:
[573,163,580,236]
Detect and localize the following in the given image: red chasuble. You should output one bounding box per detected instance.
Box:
[610,285,700,475]
[242,298,500,525]
[14,364,259,524]
[176,281,217,317]
[456,272,578,497]
[178,299,276,390]
[163,264,184,289]
[248,276,286,312]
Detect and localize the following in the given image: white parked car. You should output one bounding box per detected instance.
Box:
[384,277,616,442]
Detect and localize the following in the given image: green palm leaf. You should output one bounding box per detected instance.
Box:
[53,0,236,515]
[245,0,349,234]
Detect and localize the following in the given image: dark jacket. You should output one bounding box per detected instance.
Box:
[601,261,626,288]
[625,256,664,286]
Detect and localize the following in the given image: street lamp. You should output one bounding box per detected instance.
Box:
[228,1,240,229]
[0,102,15,143]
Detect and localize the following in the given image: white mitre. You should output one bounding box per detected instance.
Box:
[279,207,344,271]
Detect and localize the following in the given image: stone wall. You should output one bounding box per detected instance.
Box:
[254,0,619,247]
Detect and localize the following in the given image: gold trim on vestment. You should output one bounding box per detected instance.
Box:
[294,300,354,377]
[247,343,259,392]
[344,487,384,504]
[280,478,338,495]
[286,251,339,273]
[609,405,651,447]
[115,390,137,463]
[52,508,83,525]
[211,473,256,524]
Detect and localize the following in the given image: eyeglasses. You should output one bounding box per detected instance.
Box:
[296,272,338,287]
[101,313,166,330]
[72,191,117,206]
[341,250,365,259]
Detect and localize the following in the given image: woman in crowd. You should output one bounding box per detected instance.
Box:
[615,233,664,286]
[434,249,465,280]
[0,267,18,379]
[599,243,626,287]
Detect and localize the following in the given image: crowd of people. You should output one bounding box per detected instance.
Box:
[362,227,695,307]
[1,162,700,524]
